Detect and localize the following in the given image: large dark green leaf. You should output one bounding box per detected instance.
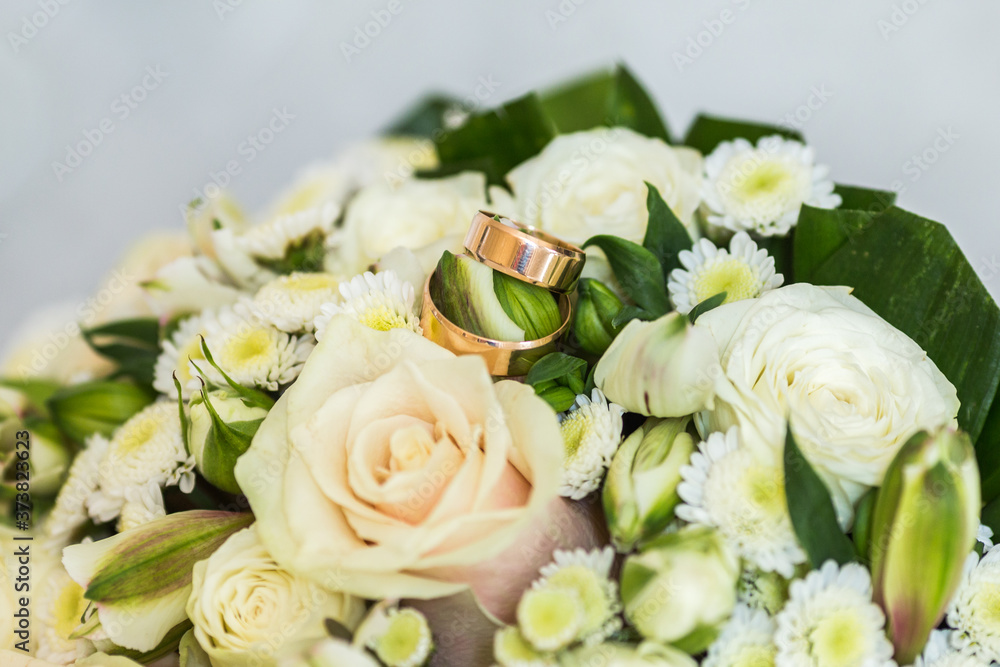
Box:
[783,427,856,567]
[682,114,803,155]
[834,184,897,213]
[977,397,1000,503]
[643,182,692,277]
[525,352,588,387]
[583,235,669,316]
[433,93,556,185]
[82,317,161,388]
[796,206,1000,444]
[540,64,671,141]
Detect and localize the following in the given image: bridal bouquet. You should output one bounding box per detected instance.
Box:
[3,66,999,667]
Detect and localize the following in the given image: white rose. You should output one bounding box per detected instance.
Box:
[187,525,364,667]
[329,171,489,276]
[697,283,960,513]
[500,127,703,244]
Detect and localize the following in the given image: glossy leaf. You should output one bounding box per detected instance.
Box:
[583,235,669,316]
[643,182,692,277]
[682,114,803,155]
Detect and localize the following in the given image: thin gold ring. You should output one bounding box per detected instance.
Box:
[420,277,573,378]
[464,211,586,294]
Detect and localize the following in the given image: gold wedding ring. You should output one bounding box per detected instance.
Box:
[420,278,573,378]
[464,211,586,294]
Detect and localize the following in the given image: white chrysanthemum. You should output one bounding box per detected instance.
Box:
[250,272,343,333]
[947,547,1000,661]
[667,231,784,314]
[494,626,557,667]
[558,390,625,500]
[235,201,339,260]
[915,630,992,667]
[535,547,621,646]
[43,434,109,549]
[202,304,313,391]
[978,525,995,553]
[676,428,805,578]
[775,560,895,667]
[87,401,195,524]
[702,135,841,237]
[704,604,777,667]
[152,311,215,398]
[313,271,421,340]
[117,481,167,532]
[35,564,91,664]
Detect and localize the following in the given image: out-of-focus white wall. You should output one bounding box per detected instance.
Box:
[1,0,997,345]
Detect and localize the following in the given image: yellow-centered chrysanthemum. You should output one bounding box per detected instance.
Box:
[947,547,1000,661]
[559,390,625,500]
[251,272,343,333]
[313,271,421,339]
[703,604,777,667]
[153,311,215,398]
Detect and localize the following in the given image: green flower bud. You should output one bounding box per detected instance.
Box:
[493,626,554,667]
[562,641,697,667]
[48,380,154,443]
[63,510,253,653]
[604,417,694,552]
[187,389,270,494]
[573,278,624,356]
[869,428,980,665]
[620,526,740,653]
[429,251,560,342]
[594,313,719,418]
[1,416,70,499]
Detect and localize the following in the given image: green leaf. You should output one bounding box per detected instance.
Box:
[48,381,154,443]
[434,93,556,186]
[643,182,693,276]
[105,621,193,665]
[493,271,562,340]
[783,426,856,568]
[583,235,669,316]
[525,353,588,387]
[687,292,728,324]
[834,184,897,213]
[539,64,671,141]
[82,317,161,388]
[384,94,459,138]
[683,114,803,155]
[983,495,1000,537]
[257,230,327,274]
[537,385,577,413]
[976,397,1000,504]
[795,206,1000,444]
[0,378,63,416]
[611,304,655,329]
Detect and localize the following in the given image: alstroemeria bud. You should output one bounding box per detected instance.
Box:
[48,380,154,443]
[594,313,719,418]
[429,251,560,342]
[62,510,253,653]
[573,278,624,356]
[604,417,694,552]
[620,526,740,653]
[187,389,270,494]
[869,428,980,665]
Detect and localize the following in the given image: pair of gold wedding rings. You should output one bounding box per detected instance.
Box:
[421,211,586,377]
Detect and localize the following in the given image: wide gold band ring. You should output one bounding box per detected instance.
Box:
[420,277,573,378]
[464,211,586,294]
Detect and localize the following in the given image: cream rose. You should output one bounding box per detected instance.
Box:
[328,171,489,276]
[697,283,960,513]
[187,525,364,667]
[235,315,602,623]
[499,127,703,244]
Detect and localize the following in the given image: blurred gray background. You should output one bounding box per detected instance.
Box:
[1,0,997,346]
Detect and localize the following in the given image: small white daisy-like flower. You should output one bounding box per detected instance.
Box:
[915,630,992,667]
[494,626,557,667]
[117,481,168,532]
[152,311,217,398]
[667,231,784,314]
[235,201,339,260]
[202,304,313,391]
[313,270,421,339]
[977,524,995,553]
[702,135,841,237]
[703,604,777,667]
[947,546,1000,661]
[558,390,625,500]
[43,434,109,549]
[87,401,195,524]
[250,272,343,333]
[775,560,895,667]
[535,547,622,646]
[676,428,806,578]
[517,586,583,653]
[363,607,434,667]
